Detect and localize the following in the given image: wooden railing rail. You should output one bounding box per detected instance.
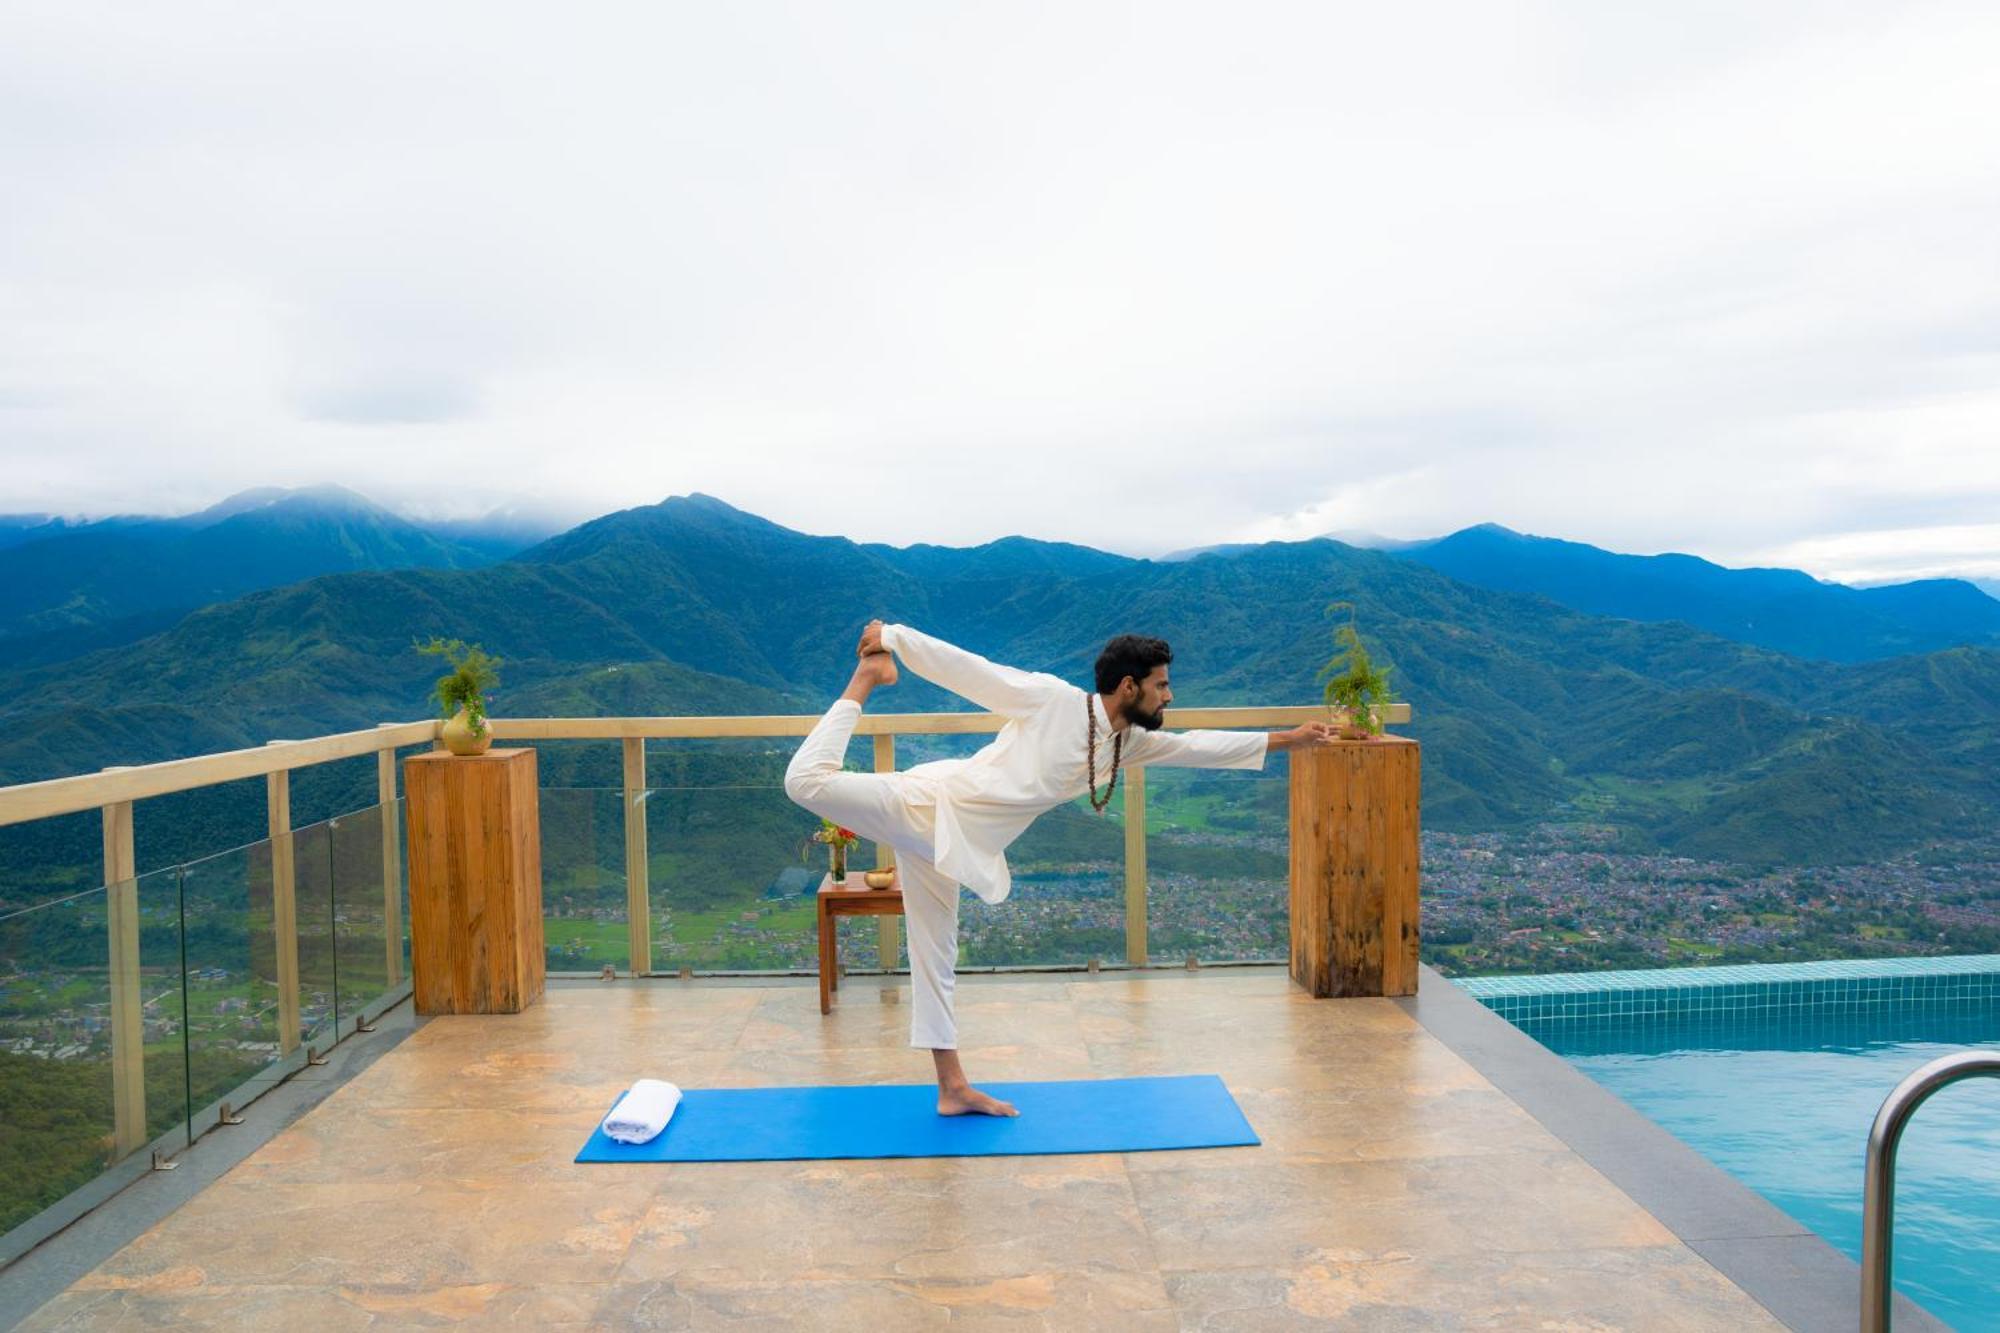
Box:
[0,720,441,828]
[0,704,1408,829]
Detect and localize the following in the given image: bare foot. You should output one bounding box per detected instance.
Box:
[938,1084,1019,1117]
[858,649,898,687]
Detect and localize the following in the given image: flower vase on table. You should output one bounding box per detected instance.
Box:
[807,817,861,889]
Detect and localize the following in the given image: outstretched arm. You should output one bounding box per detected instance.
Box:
[1125,727,1270,770]
[1128,720,1340,769]
[870,621,1062,718]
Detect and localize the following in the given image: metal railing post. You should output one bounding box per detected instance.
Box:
[1124,764,1147,967]
[375,726,403,986]
[99,767,147,1156]
[1861,1050,2000,1331]
[873,734,901,970]
[622,738,651,976]
[265,742,301,1055]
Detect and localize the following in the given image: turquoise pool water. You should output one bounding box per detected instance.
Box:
[1461,959,2000,1332]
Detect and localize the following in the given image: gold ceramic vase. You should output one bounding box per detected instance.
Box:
[440,706,493,756]
[1334,707,1373,740]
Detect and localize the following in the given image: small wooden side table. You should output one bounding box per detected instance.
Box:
[817,870,903,1015]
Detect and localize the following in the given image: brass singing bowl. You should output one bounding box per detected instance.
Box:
[863,869,897,889]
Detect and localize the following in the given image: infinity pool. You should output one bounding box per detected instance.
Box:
[1460,958,2000,1332]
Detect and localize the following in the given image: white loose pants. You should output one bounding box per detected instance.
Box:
[782,699,964,1049]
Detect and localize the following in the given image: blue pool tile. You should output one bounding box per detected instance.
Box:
[1455,956,2000,1027]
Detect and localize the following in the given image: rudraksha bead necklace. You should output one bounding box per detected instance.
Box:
[1086,692,1124,812]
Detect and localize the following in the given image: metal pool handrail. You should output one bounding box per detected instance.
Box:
[1861,1049,2000,1332]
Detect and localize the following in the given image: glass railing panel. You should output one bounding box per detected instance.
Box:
[134,777,277,894]
[180,838,291,1119]
[1142,766,1289,965]
[539,787,628,972]
[284,754,390,832]
[137,863,193,1149]
[525,739,624,793]
[0,863,188,1240]
[291,820,338,1056]
[963,794,1126,969]
[328,800,409,1025]
[0,810,102,936]
[645,785,819,972]
[0,886,113,1239]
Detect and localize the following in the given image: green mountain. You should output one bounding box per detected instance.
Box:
[1393,523,2000,662]
[0,513,65,550]
[0,485,513,667]
[2,493,1996,878]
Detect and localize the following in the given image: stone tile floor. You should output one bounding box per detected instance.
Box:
[17,974,1786,1330]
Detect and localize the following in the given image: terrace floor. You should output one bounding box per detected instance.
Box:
[15,971,1788,1330]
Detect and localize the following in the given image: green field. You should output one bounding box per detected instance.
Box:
[1578,773,1729,818]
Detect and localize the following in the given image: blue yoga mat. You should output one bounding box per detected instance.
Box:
[574,1074,1259,1162]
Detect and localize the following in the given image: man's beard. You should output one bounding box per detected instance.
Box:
[1128,701,1166,731]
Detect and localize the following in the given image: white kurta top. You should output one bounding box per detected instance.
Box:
[878,623,1269,905]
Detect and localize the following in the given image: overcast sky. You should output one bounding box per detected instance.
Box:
[3,2,1997,586]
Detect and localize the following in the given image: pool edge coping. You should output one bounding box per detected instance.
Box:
[1398,962,1952,1333]
[1457,953,2000,998]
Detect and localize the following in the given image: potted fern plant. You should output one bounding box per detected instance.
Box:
[416,636,502,755]
[1314,600,1398,739]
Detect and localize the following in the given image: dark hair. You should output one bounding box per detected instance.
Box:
[1095,634,1172,694]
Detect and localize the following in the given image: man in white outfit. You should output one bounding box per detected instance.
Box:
[784,619,1340,1116]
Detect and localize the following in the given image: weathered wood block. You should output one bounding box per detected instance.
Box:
[1289,737,1421,997]
[404,748,546,1015]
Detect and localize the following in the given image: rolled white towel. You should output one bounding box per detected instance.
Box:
[602,1078,682,1144]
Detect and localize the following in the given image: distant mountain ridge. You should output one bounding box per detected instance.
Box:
[0,514,62,550]
[1,491,1995,870]
[0,485,567,668]
[1387,523,2000,662]
[1160,528,1432,563]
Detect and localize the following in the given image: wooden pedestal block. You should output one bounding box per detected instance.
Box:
[404,748,546,1015]
[1289,737,1421,998]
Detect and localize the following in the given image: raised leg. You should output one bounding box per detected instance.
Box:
[783,659,921,854]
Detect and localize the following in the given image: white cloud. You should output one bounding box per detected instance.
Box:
[1747,523,2000,587]
[1,1,1997,584]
